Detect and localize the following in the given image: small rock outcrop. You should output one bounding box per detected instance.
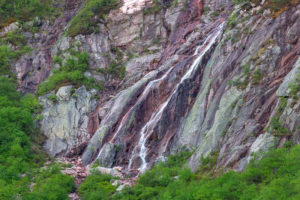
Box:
[40,86,97,156]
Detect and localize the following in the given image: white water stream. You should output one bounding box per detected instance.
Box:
[133,22,225,172]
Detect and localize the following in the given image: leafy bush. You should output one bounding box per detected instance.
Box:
[0,77,35,183]
[78,171,116,200]
[78,145,300,200]
[0,31,32,75]
[0,45,17,75]
[0,0,54,29]
[288,71,300,99]
[47,94,58,103]
[232,0,251,5]
[97,60,126,79]
[28,165,75,200]
[38,51,104,95]
[0,76,75,199]
[67,0,119,37]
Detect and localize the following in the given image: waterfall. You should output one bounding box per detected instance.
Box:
[128,22,225,172]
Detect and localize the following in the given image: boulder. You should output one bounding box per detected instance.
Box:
[40,86,97,157]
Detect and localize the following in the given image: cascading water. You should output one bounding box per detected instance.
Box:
[110,67,173,144]
[90,22,225,173]
[127,22,225,172]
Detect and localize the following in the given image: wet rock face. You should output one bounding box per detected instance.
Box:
[81,2,300,173]
[40,86,97,157]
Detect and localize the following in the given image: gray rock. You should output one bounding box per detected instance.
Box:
[96,143,116,168]
[90,166,122,177]
[187,87,243,171]
[40,86,97,157]
[125,53,161,77]
[277,57,300,97]
[0,22,19,37]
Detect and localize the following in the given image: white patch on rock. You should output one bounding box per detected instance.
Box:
[120,0,152,14]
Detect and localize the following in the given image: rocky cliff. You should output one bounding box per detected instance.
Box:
[2,0,300,178]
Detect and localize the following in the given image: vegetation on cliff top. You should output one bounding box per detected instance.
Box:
[67,0,119,37]
[0,0,55,29]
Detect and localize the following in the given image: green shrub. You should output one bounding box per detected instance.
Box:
[0,76,75,199]
[0,31,26,46]
[0,31,32,75]
[142,0,162,15]
[252,68,262,84]
[47,94,58,103]
[28,164,75,200]
[38,51,104,95]
[97,60,126,79]
[78,171,116,200]
[268,117,290,136]
[267,97,290,136]
[227,12,238,28]
[110,145,300,200]
[0,0,54,29]
[210,10,220,18]
[67,0,119,37]
[288,72,300,99]
[0,45,17,75]
[203,6,211,15]
[232,0,250,5]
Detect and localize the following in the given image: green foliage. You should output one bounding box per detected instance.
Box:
[0,31,32,76]
[97,60,126,79]
[267,97,290,136]
[267,0,299,12]
[77,145,300,200]
[0,0,54,29]
[268,117,290,136]
[28,164,75,200]
[227,12,238,28]
[53,55,63,65]
[0,45,17,75]
[199,151,219,175]
[38,51,104,95]
[0,31,26,46]
[78,171,116,200]
[203,6,211,15]
[252,68,262,84]
[105,145,300,200]
[142,0,162,15]
[288,71,300,99]
[47,94,58,103]
[0,77,75,198]
[242,64,250,74]
[67,0,119,37]
[232,0,250,5]
[0,77,34,183]
[210,10,220,18]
